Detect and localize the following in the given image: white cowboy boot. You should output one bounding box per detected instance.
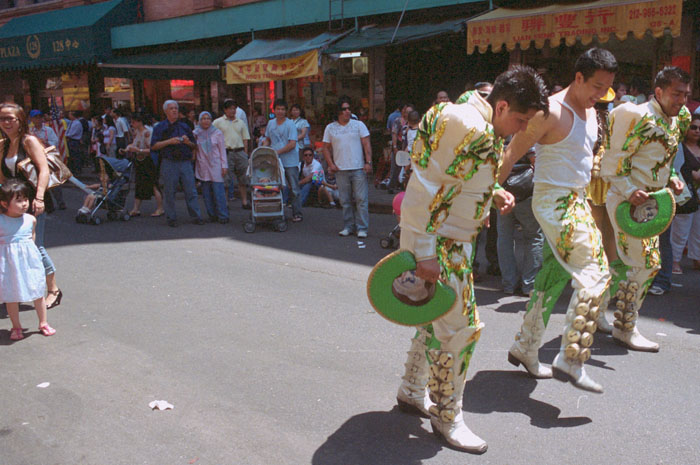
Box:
[595,288,614,335]
[396,327,434,417]
[612,280,659,352]
[428,325,487,454]
[551,290,603,393]
[508,291,553,379]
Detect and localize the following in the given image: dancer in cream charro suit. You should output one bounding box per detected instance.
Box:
[395,67,548,454]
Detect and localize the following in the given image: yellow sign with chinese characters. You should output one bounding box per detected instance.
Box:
[467,0,681,54]
[226,50,319,84]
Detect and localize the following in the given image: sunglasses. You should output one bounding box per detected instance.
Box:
[690,125,700,131]
[341,107,352,111]
[0,117,18,123]
[303,152,314,156]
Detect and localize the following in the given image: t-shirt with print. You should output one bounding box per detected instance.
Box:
[322,119,369,171]
[266,117,298,168]
[302,158,323,180]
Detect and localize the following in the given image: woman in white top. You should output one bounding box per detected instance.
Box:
[123,114,163,217]
[103,114,117,158]
[290,104,310,152]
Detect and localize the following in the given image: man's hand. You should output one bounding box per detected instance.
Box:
[669,177,684,196]
[415,257,441,284]
[328,162,339,174]
[493,189,515,215]
[222,168,228,178]
[629,189,649,206]
[363,163,372,174]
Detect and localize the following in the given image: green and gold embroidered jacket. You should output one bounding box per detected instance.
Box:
[601,99,683,199]
[400,92,503,260]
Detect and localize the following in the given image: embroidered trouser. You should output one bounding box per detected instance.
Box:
[399,229,482,424]
[527,184,611,325]
[605,187,661,329]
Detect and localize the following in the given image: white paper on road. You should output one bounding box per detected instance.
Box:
[149,400,174,410]
[36,382,50,388]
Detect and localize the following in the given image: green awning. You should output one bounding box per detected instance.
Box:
[110,0,481,49]
[0,0,136,71]
[325,19,466,54]
[99,46,232,81]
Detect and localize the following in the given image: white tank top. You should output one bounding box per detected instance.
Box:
[533,100,597,189]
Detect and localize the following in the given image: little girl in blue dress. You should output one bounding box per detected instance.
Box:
[0,179,55,340]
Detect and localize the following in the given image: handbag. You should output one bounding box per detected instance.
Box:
[503,164,534,202]
[16,145,72,190]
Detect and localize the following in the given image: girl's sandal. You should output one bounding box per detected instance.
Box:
[10,328,24,341]
[38,324,56,337]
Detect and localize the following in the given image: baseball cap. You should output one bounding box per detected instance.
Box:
[29,109,43,118]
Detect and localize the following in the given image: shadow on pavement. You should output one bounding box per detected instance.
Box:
[311,406,440,465]
[464,370,592,428]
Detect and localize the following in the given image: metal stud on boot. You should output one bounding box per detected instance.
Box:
[428,348,487,454]
[396,328,434,417]
[611,280,659,352]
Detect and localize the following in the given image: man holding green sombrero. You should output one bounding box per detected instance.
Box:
[601,67,689,352]
[388,66,548,454]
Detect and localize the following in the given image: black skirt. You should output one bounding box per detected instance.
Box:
[134,156,159,200]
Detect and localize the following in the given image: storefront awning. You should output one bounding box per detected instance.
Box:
[467,0,682,54]
[0,0,136,71]
[325,19,467,54]
[224,32,345,84]
[98,46,232,81]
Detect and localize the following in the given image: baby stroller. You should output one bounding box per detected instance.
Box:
[244,146,287,233]
[74,155,132,225]
[380,151,411,249]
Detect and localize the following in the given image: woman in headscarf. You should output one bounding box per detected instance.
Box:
[194,111,229,223]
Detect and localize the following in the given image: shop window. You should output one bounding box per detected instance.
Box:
[104,77,134,111]
[0,0,15,10]
[170,79,194,105]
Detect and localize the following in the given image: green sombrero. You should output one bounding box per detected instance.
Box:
[615,188,676,238]
[367,250,456,326]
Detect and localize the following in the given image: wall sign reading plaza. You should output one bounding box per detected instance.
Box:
[0,29,95,68]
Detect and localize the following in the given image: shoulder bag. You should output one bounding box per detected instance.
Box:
[17,145,72,190]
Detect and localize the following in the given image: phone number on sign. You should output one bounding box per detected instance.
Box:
[628,4,676,19]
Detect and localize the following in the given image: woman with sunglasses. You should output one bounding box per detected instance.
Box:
[0,103,63,310]
[670,114,700,273]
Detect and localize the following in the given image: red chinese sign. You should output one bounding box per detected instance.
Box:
[468,0,681,54]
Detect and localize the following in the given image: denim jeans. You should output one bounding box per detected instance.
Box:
[35,212,56,275]
[284,165,302,217]
[201,181,229,220]
[497,197,543,293]
[652,228,672,291]
[335,169,369,232]
[299,182,318,206]
[161,158,202,221]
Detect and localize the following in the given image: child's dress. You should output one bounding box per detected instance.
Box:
[0,213,46,303]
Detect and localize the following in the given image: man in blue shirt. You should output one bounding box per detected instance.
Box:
[263,99,303,222]
[151,100,204,227]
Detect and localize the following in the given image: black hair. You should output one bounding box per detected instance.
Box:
[223,99,238,109]
[403,103,415,111]
[487,65,550,117]
[654,67,691,91]
[104,114,115,127]
[0,179,31,213]
[290,103,305,118]
[475,82,492,91]
[301,145,314,155]
[131,113,145,124]
[273,99,287,110]
[337,95,352,115]
[407,110,421,124]
[574,48,618,81]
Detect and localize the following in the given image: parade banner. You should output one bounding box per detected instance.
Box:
[226,50,318,84]
[468,0,682,54]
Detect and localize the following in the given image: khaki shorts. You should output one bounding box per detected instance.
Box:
[227,149,249,184]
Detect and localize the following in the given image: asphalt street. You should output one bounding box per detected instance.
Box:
[1,185,699,465]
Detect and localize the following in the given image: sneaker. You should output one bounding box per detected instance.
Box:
[357,230,368,238]
[647,285,666,296]
[338,228,352,236]
[329,201,337,207]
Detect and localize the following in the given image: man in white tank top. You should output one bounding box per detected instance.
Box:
[393,67,549,454]
[498,49,618,393]
[601,67,688,352]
